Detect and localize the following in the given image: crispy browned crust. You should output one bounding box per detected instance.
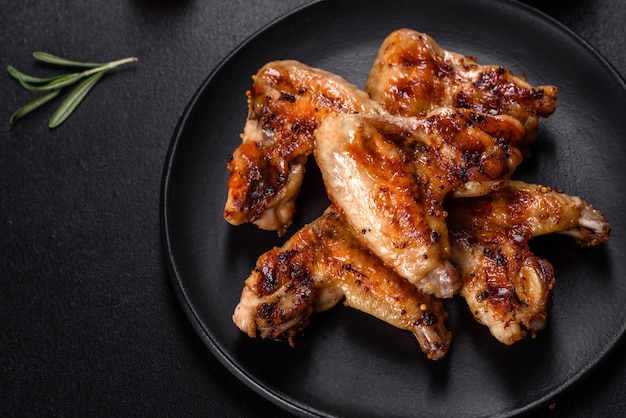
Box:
[233,207,452,360]
[224,60,381,235]
[365,28,558,144]
[447,181,610,345]
[314,109,525,294]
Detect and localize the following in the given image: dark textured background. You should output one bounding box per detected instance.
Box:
[1,0,624,416]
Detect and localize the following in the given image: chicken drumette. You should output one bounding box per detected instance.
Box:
[447,181,610,345]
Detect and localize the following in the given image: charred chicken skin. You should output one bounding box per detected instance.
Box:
[447,181,610,345]
[233,207,452,360]
[314,109,524,297]
[365,29,558,144]
[224,60,382,235]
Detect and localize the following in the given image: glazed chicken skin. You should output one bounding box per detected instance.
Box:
[365,29,558,144]
[314,109,525,297]
[447,181,610,345]
[224,60,382,235]
[232,207,452,360]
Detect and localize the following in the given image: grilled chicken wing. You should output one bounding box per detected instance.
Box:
[365,29,558,144]
[447,181,610,345]
[314,109,524,297]
[224,60,382,235]
[233,207,452,360]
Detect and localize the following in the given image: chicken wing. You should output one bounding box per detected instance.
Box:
[365,29,558,144]
[233,207,452,360]
[224,60,382,235]
[447,181,610,345]
[314,109,525,297]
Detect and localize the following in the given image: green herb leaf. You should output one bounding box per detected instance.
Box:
[7,65,61,84]
[32,51,104,68]
[10,90,62,125]
[18,72,84,92]
[48,71,105,128]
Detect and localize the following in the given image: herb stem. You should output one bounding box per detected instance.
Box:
[82,56,138,77]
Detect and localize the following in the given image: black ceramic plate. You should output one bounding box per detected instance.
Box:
[161,0,626,416]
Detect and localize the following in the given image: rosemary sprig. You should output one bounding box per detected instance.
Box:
[8,52,138,128]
